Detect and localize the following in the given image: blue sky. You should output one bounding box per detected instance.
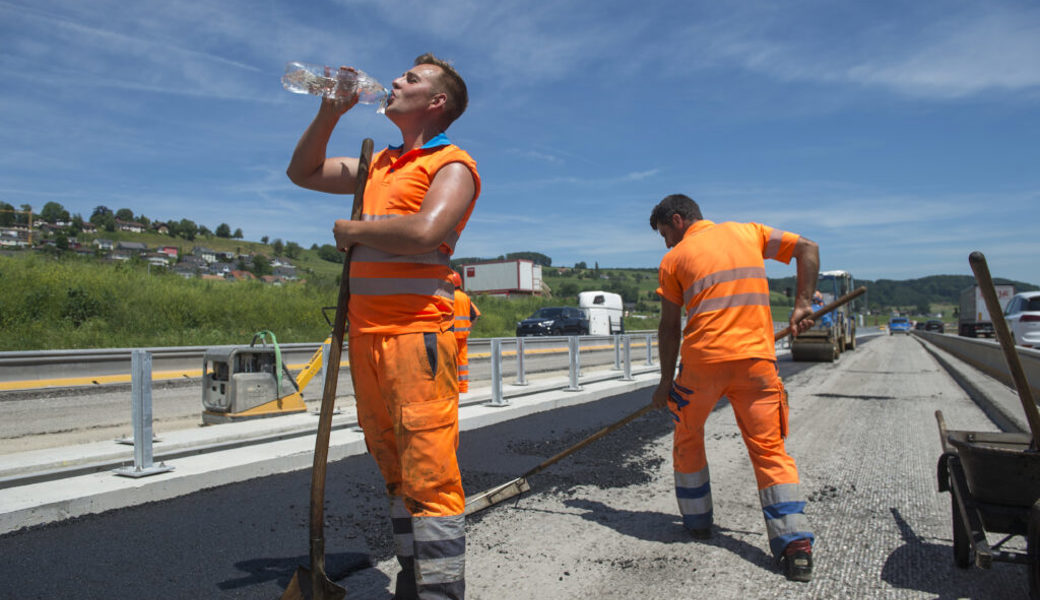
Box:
[2,0,1038,285]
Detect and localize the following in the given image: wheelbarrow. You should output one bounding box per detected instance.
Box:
[935,251,1040,598]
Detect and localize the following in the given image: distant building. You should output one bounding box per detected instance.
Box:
[151,222,169,235]
[115,219,145,233]
[93,238,114,251]
[117,241,148,253]
[192,246,217,264]
[157,246,179,259]
[229,270,256,282]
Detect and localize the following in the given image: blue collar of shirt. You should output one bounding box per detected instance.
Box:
[387,132,451,152]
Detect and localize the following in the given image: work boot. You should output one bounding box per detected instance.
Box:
[689,526,712,540]
[779,538,813,582]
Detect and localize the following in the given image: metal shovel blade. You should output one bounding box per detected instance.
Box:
[280,566,346,600]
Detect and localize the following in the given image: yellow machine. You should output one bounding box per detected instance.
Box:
[201,330,329,424]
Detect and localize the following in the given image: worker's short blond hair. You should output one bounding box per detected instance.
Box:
[415,53,468,128]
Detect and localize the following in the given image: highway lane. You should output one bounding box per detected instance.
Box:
[8,335,1023,599]
[0,337,652,453]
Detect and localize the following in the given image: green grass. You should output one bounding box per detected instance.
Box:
[0,255,336,350]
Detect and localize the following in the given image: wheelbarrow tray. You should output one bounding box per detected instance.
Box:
[946,429,1040,509]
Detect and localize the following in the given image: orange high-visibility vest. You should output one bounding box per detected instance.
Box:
[452,289,480,339]
[348,135,480,335]
[656,220,799,364]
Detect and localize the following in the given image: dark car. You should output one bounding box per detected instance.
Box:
[516,307,589,336]
[924,320,944,333]
[914,321,926,330]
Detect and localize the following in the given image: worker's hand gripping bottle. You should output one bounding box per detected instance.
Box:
[282,61,388,113]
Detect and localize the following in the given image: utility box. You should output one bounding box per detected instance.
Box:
[201,346,306,424]
[461,260,542,296]
[578,290,624,335]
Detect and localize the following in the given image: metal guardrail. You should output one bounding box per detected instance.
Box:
[0,332,659,392]
[915,331,1040,400]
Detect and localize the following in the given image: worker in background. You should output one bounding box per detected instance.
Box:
[812,291,833,328]
[450,271,480,393]
[649,193,820,583]
[287,53,479,600]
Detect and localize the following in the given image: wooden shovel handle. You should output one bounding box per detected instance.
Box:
[308,138,374,583]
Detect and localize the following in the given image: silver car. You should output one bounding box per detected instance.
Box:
[1004,291,1040,348]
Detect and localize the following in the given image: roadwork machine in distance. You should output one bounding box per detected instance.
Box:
[790,270,860,362]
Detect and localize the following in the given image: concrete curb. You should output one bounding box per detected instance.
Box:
[0,371,658,535]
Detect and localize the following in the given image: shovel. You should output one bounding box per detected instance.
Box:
[281,137,374,600]
[465,285,867,515]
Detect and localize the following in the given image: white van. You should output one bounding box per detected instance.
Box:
[578,290,624,335]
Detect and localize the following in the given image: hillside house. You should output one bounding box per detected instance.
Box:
[192,246,217,263]
[93,238,114,251]
[115,219,145,233]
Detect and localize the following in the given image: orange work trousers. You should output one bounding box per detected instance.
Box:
[455,335,470,393]
[349,330,464,517]
[669,358,811,556]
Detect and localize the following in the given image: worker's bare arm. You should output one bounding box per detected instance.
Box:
[789,236,820,335]
[332,162,476,255]
[286,95,361,194]
[652,298,683,409]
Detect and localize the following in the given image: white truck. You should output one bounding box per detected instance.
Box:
[578,290,624,335]
[958,284,1015,337]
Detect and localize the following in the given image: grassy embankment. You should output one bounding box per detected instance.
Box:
[1,252,800,350]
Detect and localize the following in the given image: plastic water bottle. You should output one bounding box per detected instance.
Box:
[282,61,388,113]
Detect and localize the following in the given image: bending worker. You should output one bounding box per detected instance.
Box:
[287,53,479,600]
[649,193,820,583]
[450,271,480,393]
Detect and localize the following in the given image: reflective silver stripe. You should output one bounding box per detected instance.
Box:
[759,482,804,506]
[686,292,771,324]
[390,497,414,559]
[675,467,712,518]
[361,213,399,222]
[413,514,465,585]
[454,327,470,333]
[352,245,450,266]
[766,511,811,541]
[682,266,767,305]
[350,277,454,299]
[675,467,710,489]
[764,228,787,259]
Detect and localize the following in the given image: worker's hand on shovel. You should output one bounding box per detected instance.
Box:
[789,300,815,337]
[651,381,672,410]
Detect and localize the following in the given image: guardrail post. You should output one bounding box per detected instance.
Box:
[565,335,583,392]
[487,338,509,406]
[114,350,173,478]
[514,337,528,386]
[621,335,634,381]
[612,334,622,371]
[645,334,655,365]
[321,340,330,387]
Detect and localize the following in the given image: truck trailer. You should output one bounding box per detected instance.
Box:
[958,284,1015,337]
[461,259,543,296]
[577,290,624,335]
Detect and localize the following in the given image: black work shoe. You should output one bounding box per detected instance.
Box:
[689,526,712,540]
[780,538,813,582]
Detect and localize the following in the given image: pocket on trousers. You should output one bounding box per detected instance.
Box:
[401,399,456,432]
[778,384,790,439]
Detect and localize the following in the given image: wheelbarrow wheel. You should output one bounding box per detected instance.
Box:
[952,491,972,569]
[1028,501,1040,600]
